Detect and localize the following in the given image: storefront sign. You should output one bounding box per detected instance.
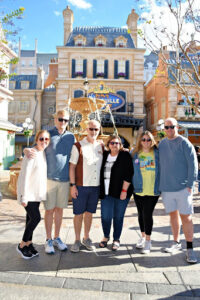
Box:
[88,92,125,110]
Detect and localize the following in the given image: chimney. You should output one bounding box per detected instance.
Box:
[63,6,74,45]
[126,9,139,47]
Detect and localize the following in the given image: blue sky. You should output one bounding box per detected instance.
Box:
[2,0,199,54]
[2,0,143,53]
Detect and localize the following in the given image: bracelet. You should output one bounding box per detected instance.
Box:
[122,189,127,193]
[70,183,76,187]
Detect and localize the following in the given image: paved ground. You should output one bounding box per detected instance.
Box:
[1,170,200,299]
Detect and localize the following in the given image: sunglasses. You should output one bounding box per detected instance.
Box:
[141,138,151,142]
[89,128,99,131]
[110,141,120,145]
[164,125,175,130]
[39,137,49,142]
[58,118,69,123]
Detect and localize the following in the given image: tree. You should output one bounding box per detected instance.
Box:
[0,6,24,81]
[137,0,200,113]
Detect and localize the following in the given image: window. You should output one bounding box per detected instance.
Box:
[161,100,166,119]
[8,101,15,114]
[114,36,127,48]
[9,81,16,89]
[75,59,83,76]
[154,104,158,124]
[94,35,107,47]
[74,34,86,46]
[21,61,25,67]
[118,60,126,77]
[29,60,33,66]
[182,72,191,83]
[48,106,55,115]
[21,81,30,89]
[19,101,29,113]
[97,59,104,76]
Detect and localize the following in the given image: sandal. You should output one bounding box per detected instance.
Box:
[99,238,109,248]
[112,240,120,251]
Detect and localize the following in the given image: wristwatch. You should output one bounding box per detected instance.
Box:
[70,183,76,187]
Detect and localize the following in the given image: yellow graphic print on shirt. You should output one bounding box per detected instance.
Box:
[136,151,156,196]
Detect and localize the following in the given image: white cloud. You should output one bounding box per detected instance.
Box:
[68,0,92,10]
[54,11,61,16]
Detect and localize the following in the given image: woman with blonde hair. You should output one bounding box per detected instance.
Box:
[17,130,50,259]
[99,135,133,251]
[132,131,160,254]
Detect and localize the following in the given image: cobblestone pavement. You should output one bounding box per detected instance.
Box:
[0,172,200,299]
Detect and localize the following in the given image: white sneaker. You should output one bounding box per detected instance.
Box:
[136,237,145,249]
[53,237,67,251]
[45,239,55,254]
[164,242,182,253]
[141,240,151,254]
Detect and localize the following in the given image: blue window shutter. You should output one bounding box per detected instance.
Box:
[116,91,126,112]
[74,90,84,98]
[93,59,97,78]
[114,60,118,79]
[83,59,87,78]
[125,60,129,79]
[104,60,108,78]
[72,59,76,78]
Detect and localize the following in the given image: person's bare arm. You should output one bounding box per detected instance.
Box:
[69,163,78,199]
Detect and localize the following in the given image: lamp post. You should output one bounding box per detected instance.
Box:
[22,118,34,146]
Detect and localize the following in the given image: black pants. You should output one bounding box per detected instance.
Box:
[134,194,159,236]
[22,202,41,242]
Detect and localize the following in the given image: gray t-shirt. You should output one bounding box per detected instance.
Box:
[159,135,198,192]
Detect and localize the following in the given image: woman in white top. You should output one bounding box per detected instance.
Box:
[16,130,50,259]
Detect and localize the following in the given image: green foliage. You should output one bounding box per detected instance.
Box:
[24,130,33,137]
[157,131,166,139]
[2,7,25,24]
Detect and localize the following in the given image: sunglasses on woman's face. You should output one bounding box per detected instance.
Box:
[39,137,49,142]
[141,138,151,142]
[110,141,120,145]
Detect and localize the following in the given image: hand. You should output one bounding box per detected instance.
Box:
[21,202,27,207]
[120,191,127,200]
[71,185,78,199]
[187,187,192,194]
[24,148,37,159]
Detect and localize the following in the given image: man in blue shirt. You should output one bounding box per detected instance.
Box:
[159,117,198,264]
[25,110,75,254]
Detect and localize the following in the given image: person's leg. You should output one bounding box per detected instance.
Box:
[54,207,63,238]
[101,196,114,239]
[134,194,145,237]
[44,208,54,240]
[180,214,193,242]
[169,210,181,242]
[83,212,92,240]
[113,197,129,241]
[143,195,159,240]
[21,202,41,246]
[73,214,83,240]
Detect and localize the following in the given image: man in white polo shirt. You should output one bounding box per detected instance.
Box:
[69,120,103,252]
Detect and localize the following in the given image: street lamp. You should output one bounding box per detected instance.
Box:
[83,77,89,97]
[22,118,34,146]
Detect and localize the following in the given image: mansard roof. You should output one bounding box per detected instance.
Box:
[10,75,38,89]
[66,26,135,48]
[20,50,36,57]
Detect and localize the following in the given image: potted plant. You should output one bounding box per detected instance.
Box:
[75,71,83,77]
[118,72,126,78]
[96,72,105,78]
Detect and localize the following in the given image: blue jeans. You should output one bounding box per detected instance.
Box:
[101,195,129,241]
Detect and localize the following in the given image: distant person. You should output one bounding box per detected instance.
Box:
[132,131,160,254]
[159,117,198,264]
[69,120,103,253]
[195,146,200,194]
[99,135,133,251]
[24,110,75,254]
[17,130,50,259]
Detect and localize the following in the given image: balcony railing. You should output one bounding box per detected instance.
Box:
[176,105,200,119]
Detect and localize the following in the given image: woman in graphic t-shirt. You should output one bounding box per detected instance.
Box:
[99,135,133,251]
[132,131,160,254]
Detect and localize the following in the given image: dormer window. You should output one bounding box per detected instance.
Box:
[94,35,107,47]
[74,34,86,46]
[114,36,127,48]
[21,81,30,89]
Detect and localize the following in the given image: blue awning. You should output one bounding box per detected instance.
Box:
[178,121,200,129]
[15,135,35,144]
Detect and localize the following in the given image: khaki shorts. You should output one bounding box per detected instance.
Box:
[43,179,70,210]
